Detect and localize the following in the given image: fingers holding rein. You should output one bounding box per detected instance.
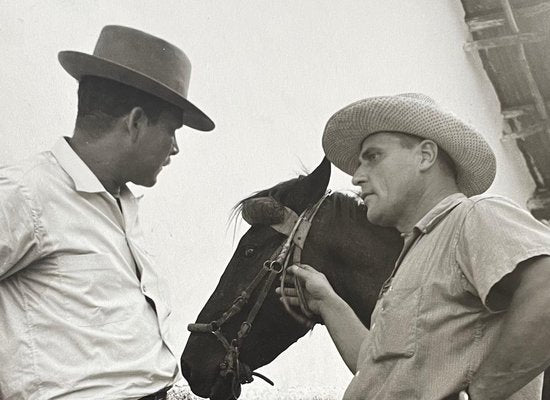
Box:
[279,263,308,284]
[277,264,309,308]
[276,286,303,308]
[275,287,298,296]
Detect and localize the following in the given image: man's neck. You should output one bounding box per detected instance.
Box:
[396,183,460,233]
[68,132,123,197]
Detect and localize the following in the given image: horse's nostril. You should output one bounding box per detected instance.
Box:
[180,358,192,380]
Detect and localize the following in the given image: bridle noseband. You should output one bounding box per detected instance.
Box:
[187,192,330,398]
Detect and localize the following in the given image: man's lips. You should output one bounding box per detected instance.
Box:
[361,192,374,201]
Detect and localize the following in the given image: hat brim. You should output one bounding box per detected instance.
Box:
[58,51,214,132]
[322,96,496,197]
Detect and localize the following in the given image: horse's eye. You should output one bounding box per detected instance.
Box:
[244,247,255,258]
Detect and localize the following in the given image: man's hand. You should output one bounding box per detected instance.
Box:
[276,263,337,316]
[276,263,369,374]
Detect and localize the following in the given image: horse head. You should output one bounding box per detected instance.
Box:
[181,158,402,399]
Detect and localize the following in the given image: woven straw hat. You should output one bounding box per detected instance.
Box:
[58,25,214,131]
[322,93,496,196]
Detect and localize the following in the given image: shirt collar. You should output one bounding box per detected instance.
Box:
[413,192,467,235]
[51,137,135,200]
[51,137,107,193]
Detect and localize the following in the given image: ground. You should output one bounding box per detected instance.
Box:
[167,381,343,400]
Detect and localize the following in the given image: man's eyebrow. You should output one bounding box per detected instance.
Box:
[359,146,381,159]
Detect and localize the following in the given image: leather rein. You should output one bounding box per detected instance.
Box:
[187,192,330,398]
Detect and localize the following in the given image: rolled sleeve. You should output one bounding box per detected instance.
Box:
[456,196,550,312]
[0,176,42,281]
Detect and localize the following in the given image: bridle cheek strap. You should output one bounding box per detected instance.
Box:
[276,193,330,327]
[271,207,314,250]
[270,207,299,236]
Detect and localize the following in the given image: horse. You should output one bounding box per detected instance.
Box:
[181,158,550,400]
[180,158,403,399]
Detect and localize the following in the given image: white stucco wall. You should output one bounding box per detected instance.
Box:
[1,1,535,397]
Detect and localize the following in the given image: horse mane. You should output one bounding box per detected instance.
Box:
[326,190,368,222]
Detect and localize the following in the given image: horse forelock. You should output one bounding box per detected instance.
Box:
[241,198,286,225]
[230,176,304,222]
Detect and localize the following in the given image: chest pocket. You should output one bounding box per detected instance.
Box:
[58,253,131,327]
[371,286,422,362]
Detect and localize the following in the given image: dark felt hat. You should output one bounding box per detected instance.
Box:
[58,25,214,131]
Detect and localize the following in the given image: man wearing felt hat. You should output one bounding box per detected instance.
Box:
[0,25,213,399]
[280,94,550,399]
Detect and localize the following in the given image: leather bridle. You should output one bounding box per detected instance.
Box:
[187,192,330,398]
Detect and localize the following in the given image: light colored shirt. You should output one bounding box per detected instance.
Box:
[343,193,550,400]
[0,138,178,400]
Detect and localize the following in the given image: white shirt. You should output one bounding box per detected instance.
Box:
[0,137,178,399]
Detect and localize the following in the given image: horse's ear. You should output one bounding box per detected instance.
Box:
[283,157,331,213]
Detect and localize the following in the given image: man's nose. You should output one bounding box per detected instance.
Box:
[171,137,179,156]
[351,167,366,186]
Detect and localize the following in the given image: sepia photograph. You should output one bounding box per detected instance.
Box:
[1,1,550,399]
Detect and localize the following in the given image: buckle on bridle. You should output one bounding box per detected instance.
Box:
[238,321,252,337]
[264,260,284,273]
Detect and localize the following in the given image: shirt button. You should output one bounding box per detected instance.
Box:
[142,285,147,292]
[372,323,376,330]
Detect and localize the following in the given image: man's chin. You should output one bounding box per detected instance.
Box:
[132,177,158,188]
[366,209,390,227]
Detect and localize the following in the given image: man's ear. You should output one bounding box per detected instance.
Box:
[126,107,148,142]
[418,140,438,171]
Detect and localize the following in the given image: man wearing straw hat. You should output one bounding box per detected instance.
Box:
[0,26,214,399]
[281,94,550,399]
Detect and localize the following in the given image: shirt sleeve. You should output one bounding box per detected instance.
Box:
[0,176,43,281]
[455,196,550,312]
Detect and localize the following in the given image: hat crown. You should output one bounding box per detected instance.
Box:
[93,25,191,97]
[395,92,437,106]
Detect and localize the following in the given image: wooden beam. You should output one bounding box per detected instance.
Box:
[502,108,527,119]
[501,0,549,122]
[501,121,546,141]
[527,190,550,222]
[467,16,505,32]
[501,102,550,119]
[466,2,550,32]
[464,31,547,51]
